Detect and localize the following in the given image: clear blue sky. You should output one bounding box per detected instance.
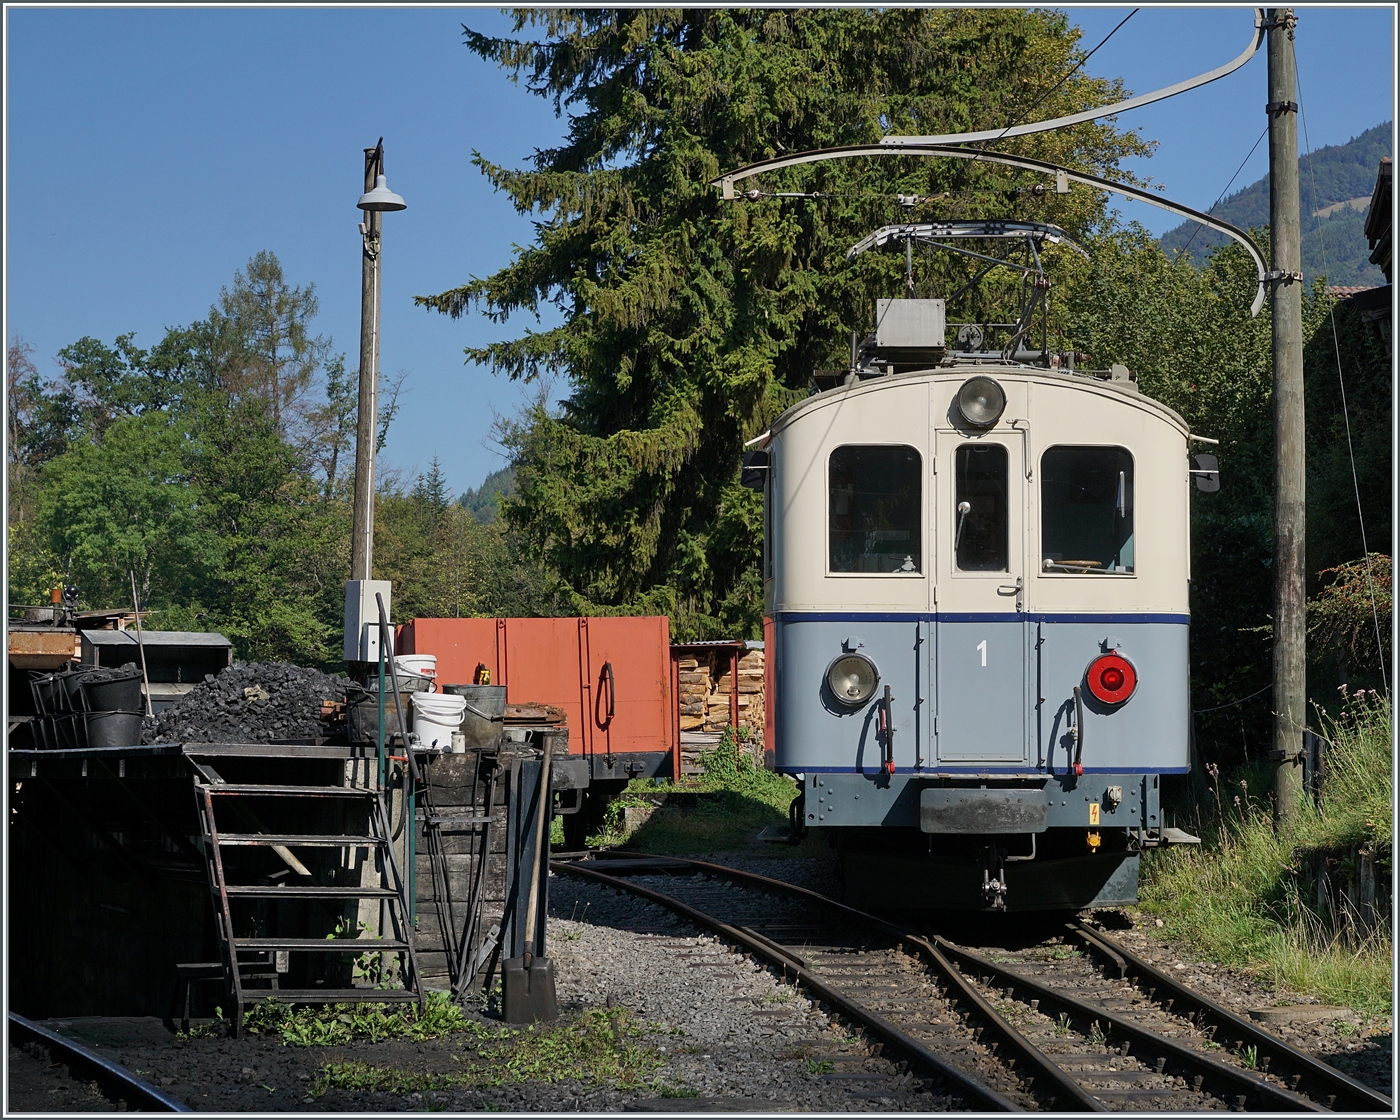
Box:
[6,6,1394,497]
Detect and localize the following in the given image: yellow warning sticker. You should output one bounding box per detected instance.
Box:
[1089,802,1101,825]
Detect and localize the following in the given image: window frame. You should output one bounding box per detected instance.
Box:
[825,442,925,578]
[1037,442,1137,578]
[951,440,1011,574]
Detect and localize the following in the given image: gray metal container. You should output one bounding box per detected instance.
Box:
[346,689,415,744]
[439,684,507,749]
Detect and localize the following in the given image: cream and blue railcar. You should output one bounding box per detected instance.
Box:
[763,361,1195,911]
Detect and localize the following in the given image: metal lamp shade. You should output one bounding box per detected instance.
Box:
[358,175,406,212]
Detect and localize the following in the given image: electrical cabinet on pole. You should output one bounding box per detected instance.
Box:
[1266,9,1306,827]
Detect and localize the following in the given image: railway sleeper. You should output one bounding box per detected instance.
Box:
[925,938,1327,1113]
[1070,920,1391,1113]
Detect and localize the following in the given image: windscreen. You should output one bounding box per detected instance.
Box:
[829,445,922,573]
[1041,445,1135,574]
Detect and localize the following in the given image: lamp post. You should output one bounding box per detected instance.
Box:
[350,138,407,584]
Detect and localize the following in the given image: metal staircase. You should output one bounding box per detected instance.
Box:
[192,764,424,1036]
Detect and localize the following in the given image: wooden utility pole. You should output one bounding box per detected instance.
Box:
[350,144,384,583]
[1266,9,1305,828]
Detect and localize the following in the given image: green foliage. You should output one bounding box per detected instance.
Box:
[1308,556,1392,690]
[424,8,1153,640]
[312,1007,664,1095]
[1140,690,1392,1014]
[243,990,471,1045]
[8,251,563,664]
[591,726,803,852]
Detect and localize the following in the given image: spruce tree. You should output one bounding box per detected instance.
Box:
[422,8,1152,638]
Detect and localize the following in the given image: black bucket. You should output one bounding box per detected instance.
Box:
[346,689,414,745]
[58,669,97,713]
[439,684,507,749]
[85,711,145,749]
[29,673,63,716]
[53,712,88,751]
[81,670,144,714]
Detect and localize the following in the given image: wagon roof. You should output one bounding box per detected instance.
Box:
[768,365,1190,440]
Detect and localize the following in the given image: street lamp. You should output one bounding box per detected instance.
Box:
[350,138,406,585]
[346,139,406,668]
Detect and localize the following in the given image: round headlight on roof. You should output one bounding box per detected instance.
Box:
[826,653,879,708]
[955,376,1007,428]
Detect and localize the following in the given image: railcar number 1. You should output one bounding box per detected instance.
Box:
[976,639,987,667]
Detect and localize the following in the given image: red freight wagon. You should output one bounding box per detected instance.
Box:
[397,616,677,800]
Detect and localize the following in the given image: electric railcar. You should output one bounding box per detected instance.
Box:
[751,285,1209,912]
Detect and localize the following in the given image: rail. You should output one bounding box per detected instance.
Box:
[553,852,1390,1112]
[8,1012,193,1112]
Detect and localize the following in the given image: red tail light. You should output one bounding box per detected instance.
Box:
[1086,652,1137,705]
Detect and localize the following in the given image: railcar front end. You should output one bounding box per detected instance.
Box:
[762,363,1196,911]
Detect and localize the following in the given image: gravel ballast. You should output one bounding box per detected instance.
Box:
[142,662,349,744]
[6,848,1390,1110]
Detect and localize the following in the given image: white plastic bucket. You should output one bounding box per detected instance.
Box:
[410,691,466,749]
[395,654,437,682]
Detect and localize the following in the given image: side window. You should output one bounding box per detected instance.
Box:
[954,444,1008,571]
[1041,446,1135,574]
[828,445,922,574]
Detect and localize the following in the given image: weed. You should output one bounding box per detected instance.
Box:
[554,930,582,942]
[1202,1039,1220,1050]
[1053,1013,1071,1037]
[1240,1046,1258,1070]
[1141,691,1392,1015]
[314,1007,664,1096]
[656,1084,700,1098]
[587,727,807,852]
[176,1011,224,1041]
[805,1059,836,1075]
[994,1001,1029,1025]
[1088,1020,1109,1047]
[762,988,794,1004]
[246,991,470,1046]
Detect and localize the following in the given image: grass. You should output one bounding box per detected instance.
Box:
[584,728,821,853]
[312,1007,667,1096]
[1140,688,1392,1015]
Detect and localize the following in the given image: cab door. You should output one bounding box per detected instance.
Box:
[933,430,1030,764]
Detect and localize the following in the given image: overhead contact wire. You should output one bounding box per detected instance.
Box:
[985,8,1141,148]
[1174,123,1269,262]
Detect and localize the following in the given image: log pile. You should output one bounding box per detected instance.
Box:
[676,647,764,734]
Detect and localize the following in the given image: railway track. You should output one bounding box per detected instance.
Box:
[551,854,1391,1113]
[8,1013,192,1113]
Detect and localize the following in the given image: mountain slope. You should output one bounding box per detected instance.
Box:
[458,465,516,524]
[1158,121,1391,286]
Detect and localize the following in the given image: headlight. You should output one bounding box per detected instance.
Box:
[955,376,1006,428]
[826,653,879,707]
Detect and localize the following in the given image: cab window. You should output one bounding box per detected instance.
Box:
[954,443,1008,571]
[1041,445,1135,574]
[829,445,922,573]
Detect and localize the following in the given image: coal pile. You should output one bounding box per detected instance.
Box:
[81,662,142,684]
[142,662,350,744]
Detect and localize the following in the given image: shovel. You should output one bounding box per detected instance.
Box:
[502,736,559,1023]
